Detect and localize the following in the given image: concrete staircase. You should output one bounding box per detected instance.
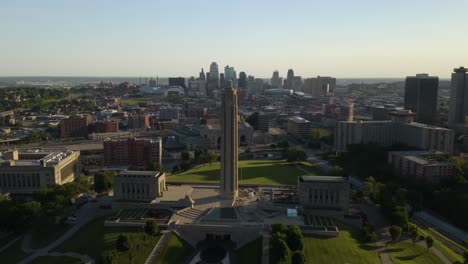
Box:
[176,208,205,221]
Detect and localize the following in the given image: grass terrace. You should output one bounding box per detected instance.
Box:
[55,217,161,264]
[169,159,322,185]
[303,227,380,264]
[386,242,443,264]
[156,232,193,264]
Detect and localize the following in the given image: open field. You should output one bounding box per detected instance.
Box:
[56,217,161,264]
[156,232,193,264]
[386,242,443,264]
[303,228,380,264]
[168,160,322,185]
[0,239,30,264]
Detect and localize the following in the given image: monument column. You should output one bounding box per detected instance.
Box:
[220,83,238,199]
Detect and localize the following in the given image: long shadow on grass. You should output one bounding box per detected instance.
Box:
[396,253,424,261]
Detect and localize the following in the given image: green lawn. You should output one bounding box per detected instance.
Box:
[55,217,161,264]
[156,232,193,264]
[414,224,465,263]
[0,238,30,264]
[236,237,262,264]
[303,228,380,264]
[30,222,71,249]
[168,160,321,185]
[386,242,443,264]
[30,256,82,264]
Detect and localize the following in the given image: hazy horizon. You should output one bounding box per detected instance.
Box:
[1,0,467,78]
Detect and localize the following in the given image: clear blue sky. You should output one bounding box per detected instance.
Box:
[1,0,467,78]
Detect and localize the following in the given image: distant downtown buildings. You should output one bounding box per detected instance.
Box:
[404,73,438,125]
[448,67,468,132]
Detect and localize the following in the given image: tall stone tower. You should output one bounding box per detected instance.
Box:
[220,82,238,200]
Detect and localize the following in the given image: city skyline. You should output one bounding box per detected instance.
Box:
[1,0,468,78]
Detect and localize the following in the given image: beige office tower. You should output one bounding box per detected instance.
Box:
[220,83,238,200]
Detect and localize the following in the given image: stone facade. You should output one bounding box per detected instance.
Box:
[113,170,166,202]
[298,176,350,212]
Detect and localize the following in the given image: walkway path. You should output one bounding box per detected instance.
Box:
[261,234,270,264]
[0,236,21,253]
[145,231,170,264]
[17,196,113,264]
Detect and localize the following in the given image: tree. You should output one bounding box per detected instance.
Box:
[291,250,305,264]
[278,140,290,150]
[463,250,468,264]
[144,221,159,236]
[410,229,419,243]
[101,250,116,264]
[272,222,288,235]
[147,162,164,172]
[94,171,115,193]
[287,148,307,163]
[425,235,434,249]
[395,187,408,205]
[391,206,409,229]
[270,236,290,264]
[287,225,304,251]
[181,151,190,161]
[361,225,377,242]
[172,164,182,173]
[329,165,344,176]
[116,234,131,252]
[389,225,402,242]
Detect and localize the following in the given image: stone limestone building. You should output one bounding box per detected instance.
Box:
[335,110,454,153]
[220,86,238,200]
[199,121,254,149]
[298,176,350,214]
[0,149,80,194]
[113,170,166,202]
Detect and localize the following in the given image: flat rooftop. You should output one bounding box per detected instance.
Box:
[299,176,347,183]
[0,149,77,167]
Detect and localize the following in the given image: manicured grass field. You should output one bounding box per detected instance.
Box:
[55,217,161,264]
[303,228,380,264]
[0,239,30,264]
[386,242,443,264]
[168,160,321,185]
[414,224,465,263]
[236,237,262,264]
[156,232,193,264]
[30,256,82,264]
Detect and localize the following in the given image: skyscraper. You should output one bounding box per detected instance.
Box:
[448,67,468,131]
[238,72,247,89]
[220,82,238,200]
[199,68,205,80]
[224,65,237,85]
[284,69,294,90]
[271,70,282,88]
[209,62,219,80]
[404,74,438,125]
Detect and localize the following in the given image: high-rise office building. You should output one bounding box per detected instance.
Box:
[271,70,283,88]
[168,77,186,88]
[448,67,468,132]
[284,69,294,90]
[238,72,247,89]
[404,74,438,125]
[199,68,205,80]
[304,76,336,96]
[209,62,219,80]
[220,84,238,200]
[224,65,237,84]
